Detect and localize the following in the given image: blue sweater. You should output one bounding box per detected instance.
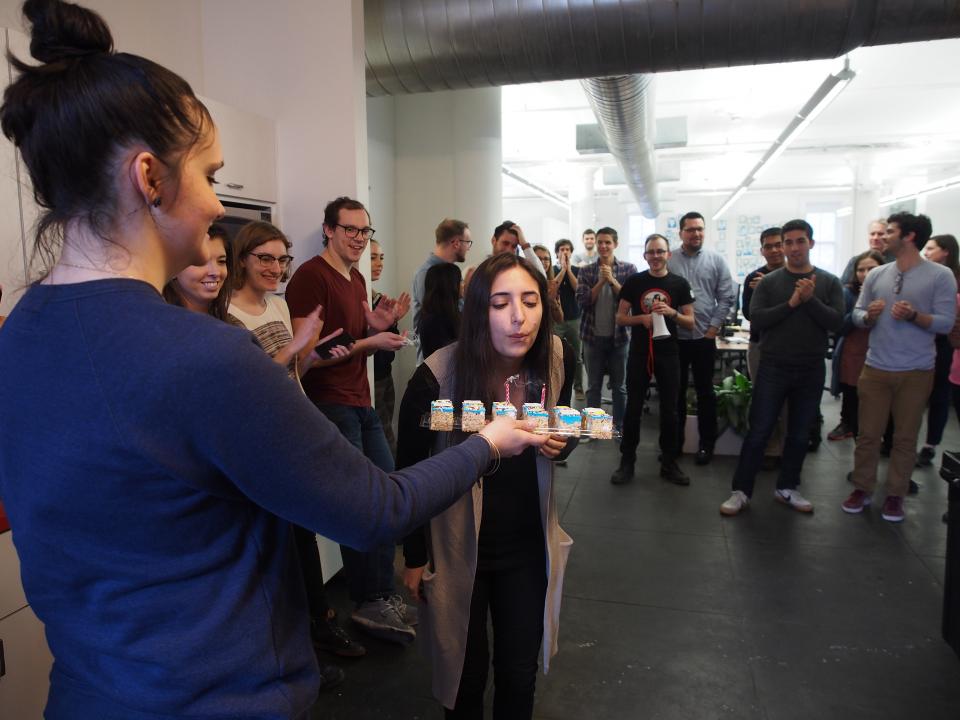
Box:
[0,280,489,719]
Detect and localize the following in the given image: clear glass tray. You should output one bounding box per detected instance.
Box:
[419,413,620,439]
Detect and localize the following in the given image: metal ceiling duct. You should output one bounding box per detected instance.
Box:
[364,0,960,217]
[364,0,960,96]
[581,75,659,218]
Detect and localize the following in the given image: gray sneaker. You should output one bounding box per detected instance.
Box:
[351,598,416,645]
[388,594,418,626]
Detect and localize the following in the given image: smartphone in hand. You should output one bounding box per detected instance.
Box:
[315,331,355,359]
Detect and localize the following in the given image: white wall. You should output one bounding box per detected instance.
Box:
[922,187,960,237]
[367,97,397,299]
[0,0,204,92]
[201,0,368,264]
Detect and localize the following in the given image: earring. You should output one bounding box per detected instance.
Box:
[152,197,162,208]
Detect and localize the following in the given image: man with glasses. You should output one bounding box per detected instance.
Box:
[720,220,844,516]
[411,218,472,332]
[286,196,417,643]
[842,212,957,523]
[611,234,694,486]
[667,211,737,465]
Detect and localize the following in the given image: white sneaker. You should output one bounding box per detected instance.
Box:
[720,490,749,516]
[774,488,814,513]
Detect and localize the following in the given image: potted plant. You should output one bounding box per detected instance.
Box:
[682,370,752,455]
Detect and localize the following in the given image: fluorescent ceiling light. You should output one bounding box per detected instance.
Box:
[879,174,960,205]
[501,165,570,210]
[712,186,747,221]
[836,206,853,217]
[714,59,856,218]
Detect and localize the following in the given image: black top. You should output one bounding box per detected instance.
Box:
[618,271,694,353]
[372,291,397,381]
[741,264,770,343]
[553,264,581,320]
[418,312,459,360]
[398,360,575,569]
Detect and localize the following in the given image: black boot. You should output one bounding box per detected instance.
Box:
[611,458,635,485]
[660,458,690,486]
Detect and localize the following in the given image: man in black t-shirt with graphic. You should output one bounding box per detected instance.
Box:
[612,234,696,486]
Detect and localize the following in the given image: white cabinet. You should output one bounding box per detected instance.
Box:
[0,605,52,720]
[199,96,278,203]
[0,533,51,720]
[0,28,32,317]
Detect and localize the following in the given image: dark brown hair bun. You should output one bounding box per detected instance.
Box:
[22,0,112,64]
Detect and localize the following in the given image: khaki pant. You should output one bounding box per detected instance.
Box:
[852,365,934,497]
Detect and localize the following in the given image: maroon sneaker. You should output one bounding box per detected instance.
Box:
[841,489,871,514]
[881,495,905,523]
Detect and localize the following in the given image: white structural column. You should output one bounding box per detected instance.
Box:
[851,161,881,260]
[390,86,502,381]
[569,165,597,249]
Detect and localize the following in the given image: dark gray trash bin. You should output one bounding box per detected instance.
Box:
[940,450,960,659]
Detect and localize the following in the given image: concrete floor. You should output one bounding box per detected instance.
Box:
[312,390,960,720]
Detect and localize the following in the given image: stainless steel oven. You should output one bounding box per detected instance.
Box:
[217,199,274,240]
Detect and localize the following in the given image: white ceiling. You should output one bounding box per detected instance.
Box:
[501,37,960,208]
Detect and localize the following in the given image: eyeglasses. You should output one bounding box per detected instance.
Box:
[644,249,668,256]
[247,252,294,269]
[762,242,783,251]
[458,238,474,247]
[894,271,903,295]
[337,223,376,240]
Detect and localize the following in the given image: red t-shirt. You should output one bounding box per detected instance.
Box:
[0,500,10,534]
[285,255,370,407]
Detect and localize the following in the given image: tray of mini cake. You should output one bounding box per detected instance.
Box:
[421,400,618,439]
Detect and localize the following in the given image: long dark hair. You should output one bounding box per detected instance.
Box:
[848,250,885,294]
[163,224,232,320]
[0,0,213,273]
[419,262,462,337]
[930,234,960,286]
[452,254,552,407]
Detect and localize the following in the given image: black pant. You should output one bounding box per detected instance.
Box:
[677,338,717,450]
[446,560,548,720]
[621,344,680,463]
[840,382,859,434]
[292,524,331,621]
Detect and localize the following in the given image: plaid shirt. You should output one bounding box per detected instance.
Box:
[576,257,637,346]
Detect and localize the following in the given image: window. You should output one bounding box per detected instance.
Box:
[805,210,837,274]
[627,214,657,269]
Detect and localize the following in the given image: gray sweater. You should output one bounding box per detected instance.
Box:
[852,259,957,372]
[750,267,845,365]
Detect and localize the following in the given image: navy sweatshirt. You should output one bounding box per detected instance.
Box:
[0,280,489,719]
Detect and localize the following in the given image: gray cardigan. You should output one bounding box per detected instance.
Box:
[417,337,574,709]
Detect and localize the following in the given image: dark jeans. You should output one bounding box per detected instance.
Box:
[732,360,825,497]
[446,560,547,720]
[583,337,627,429]
[677,338,717,450]
[292,524,331,621]
[315,403,397,605]
[840,382,859,434]
[621,345,680,463]
[925,337,953,446]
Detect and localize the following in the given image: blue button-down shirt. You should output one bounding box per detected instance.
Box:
[667,247,736,339]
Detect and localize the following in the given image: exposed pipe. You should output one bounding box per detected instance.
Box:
[364,0,960,97]
[581,75,659,218]
[364,0,960,219]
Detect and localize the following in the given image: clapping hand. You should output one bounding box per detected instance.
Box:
[866,298,886,323]
[363,291,410,330]
[749,271,765,290]
[891,300,915,321]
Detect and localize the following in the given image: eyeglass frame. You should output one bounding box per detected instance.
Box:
[336,223,376,240]
[894,271,903,295]
[246,252,294,269]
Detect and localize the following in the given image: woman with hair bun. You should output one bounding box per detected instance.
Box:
[0,1,546,717]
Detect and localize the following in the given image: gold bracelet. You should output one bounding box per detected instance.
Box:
[476,433,501,477]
